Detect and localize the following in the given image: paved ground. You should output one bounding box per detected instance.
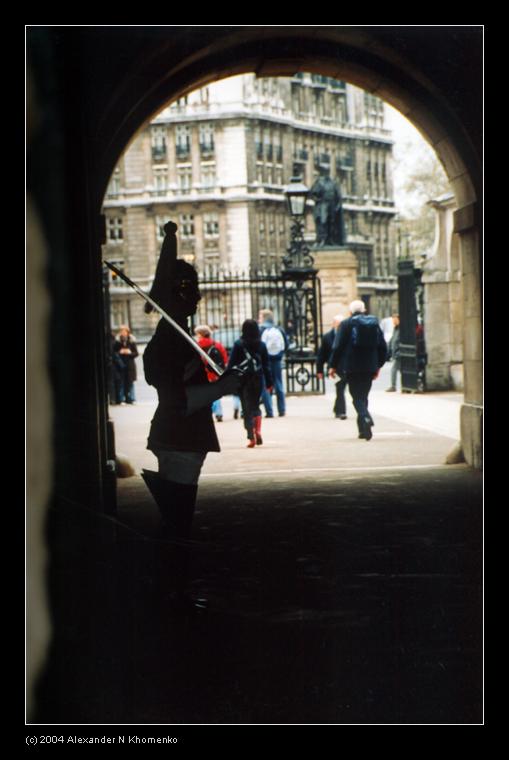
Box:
[111,362,463,477]
[112,465,482,725]
[34,370,481,726]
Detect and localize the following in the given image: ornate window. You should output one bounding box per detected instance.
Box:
[179,214,195,238]
[176,125,191,157]
[107,168,121,197]
[203,213,219,238]
[107,217,123,242]
[201,164,216,189]
[199,123,215,153]
[153,167,168,195]
[151,126,167,160]
[111,300,129,328]
[177,166,192,193]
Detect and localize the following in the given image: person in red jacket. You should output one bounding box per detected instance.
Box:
[194,325,229,421]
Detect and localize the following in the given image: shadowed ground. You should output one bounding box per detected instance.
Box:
[110,465,481,725]
[34,381,482,725]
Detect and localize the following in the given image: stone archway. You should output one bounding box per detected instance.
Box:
[27,25,483,724]
[92,27,482,470]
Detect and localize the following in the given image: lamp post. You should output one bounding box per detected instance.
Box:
[283,177,314,271]
[281,177,324,394]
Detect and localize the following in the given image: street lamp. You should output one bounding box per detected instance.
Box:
[283,177,313,271]
[284,176,309,218]
[282,173,319,358]
[281,178,323,393]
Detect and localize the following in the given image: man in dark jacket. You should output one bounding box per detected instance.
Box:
[317,315,347,419]
[329,300,387,440]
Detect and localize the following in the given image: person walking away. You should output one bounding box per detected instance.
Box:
[232,394,242,419]
[113,325,139,404]
[317,315,347,419]
[415,321,427,392]
[258,308,287,417]
[141,222,243,612]
[228,319,273,447]
[329,300,387,440]
[194,324,229,421]
[386,314,401,392]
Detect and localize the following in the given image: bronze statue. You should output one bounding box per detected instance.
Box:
[309,170,346,247]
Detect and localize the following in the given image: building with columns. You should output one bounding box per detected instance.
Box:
[102,73,399,338]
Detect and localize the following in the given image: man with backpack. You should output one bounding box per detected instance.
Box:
[258,308,288,418]
[194,325,228,422]
[328,300,387,441]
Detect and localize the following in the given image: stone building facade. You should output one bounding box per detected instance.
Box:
[102,73,398,339]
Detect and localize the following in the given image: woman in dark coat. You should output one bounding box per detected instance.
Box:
[113,325,139,403]
[227,319,273,448]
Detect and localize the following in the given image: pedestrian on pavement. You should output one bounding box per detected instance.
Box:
[416,320,427,391]
[285,318,298,350]
[329,299,387,440]
[258,308,287,417]
[232,394,242,419]
[113,325,139,404]
[317,314,348,419]
[386,313,401,392]
[194,324,229,422]
[228,319,273,448]
[141,221,243,612]
[108,330,123,405]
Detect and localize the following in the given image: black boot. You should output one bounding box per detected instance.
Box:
[357,415,373,441]
[142,469,197,537]
[141,470,206,613]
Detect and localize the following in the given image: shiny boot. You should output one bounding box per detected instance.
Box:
[254,415,263,445]
[141,470,207,613]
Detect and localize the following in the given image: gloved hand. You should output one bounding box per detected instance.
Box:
[185,371,240,415]
[217,367,243,396]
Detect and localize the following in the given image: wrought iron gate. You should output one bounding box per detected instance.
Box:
[281,269,323,394]
[397,259,426,392]
[193,265,324,395]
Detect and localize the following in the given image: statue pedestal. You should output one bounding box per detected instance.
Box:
[313,247,358,327]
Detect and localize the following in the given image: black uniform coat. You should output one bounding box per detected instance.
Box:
[143,319,220,453]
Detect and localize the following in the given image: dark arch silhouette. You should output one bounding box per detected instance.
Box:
[39,26,483,499]
[27,24,483,726]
